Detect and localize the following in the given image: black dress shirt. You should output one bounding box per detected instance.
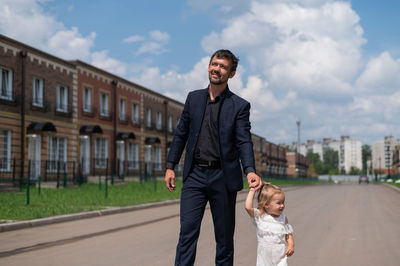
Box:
[194,93,222,162]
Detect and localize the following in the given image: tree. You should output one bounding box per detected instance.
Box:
[306,151,323,174]
[362,145,372,174]
[323,148,339,174]
[349,166,361,175]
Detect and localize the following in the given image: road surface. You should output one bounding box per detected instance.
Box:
[0,184,399,266]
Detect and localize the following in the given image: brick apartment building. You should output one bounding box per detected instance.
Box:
[286,152,311,177]
[0,34,183,184]
[392,145,400,177]
[0,34,78,184]
[252,134,288,178]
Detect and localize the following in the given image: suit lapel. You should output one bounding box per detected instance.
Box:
[218,88,232,130]
[193,88,208,131]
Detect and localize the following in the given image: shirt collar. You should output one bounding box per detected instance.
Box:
[207,86,229,101]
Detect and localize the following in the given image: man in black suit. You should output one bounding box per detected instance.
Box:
[165,49,262,266]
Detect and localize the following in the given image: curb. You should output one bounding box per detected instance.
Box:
[382,182,400,193]
[0,199,180,233]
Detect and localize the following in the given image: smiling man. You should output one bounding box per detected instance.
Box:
[165,49,262,266]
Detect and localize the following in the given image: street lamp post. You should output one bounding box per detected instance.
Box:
[379,156,381,180]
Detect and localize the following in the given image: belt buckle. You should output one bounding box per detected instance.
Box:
[198,162,208,167]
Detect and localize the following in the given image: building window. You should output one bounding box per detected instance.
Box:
[127,143,138,169]
[119,98,126,121]
[32,77,44,107]
[168,115,173,133]
[56,85,68,112]
[94,137,108,168]
[0,130,11,172]
[100,92,109,117]
[156,111,162,130]
[83,87,91,112]
[146,108,152,128]
[0,66,13,100]
[132,103,139,124]
[47,136,67,172]
[153,146,162,170]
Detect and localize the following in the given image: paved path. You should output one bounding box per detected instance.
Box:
[0,184,399,266]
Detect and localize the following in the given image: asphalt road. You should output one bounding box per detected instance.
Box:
[0,184,399,266]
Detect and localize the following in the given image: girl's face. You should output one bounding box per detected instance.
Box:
[264,193,285,217]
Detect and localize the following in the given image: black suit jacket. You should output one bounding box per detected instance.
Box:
[167,87,256,192]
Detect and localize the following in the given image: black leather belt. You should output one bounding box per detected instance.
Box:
[195,159,221,168]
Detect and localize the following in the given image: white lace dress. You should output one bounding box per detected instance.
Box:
[251,208,294,266]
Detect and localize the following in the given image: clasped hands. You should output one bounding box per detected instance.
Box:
[246,172,263,191]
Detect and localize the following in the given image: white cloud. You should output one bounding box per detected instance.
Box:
[47,27,96,60]
[355,51,400,93]
[0,0,96,61]
[91,50,127,77]
[123,35,145,43]
[149,30,170,42]
[124,30,170,56]
[130,57,210,101]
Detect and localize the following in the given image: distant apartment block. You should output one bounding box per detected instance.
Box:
[372,136,400,175]
[339,136,362,173]
[295,136,361,173]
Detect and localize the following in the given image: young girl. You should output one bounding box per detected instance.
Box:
[245,183,294,266]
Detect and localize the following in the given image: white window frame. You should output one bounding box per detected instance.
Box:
[0,66,13,100]
[156,111,162,130]
[56,84,68,112]
[146,108,152,127]
[32,77,44,107]
[119,98,126,121]
[132,103,139,124]
[0,130,11,172]
[83,87,91,112]
[94,137,108,168]
[168,115,173,133]
[153,146,162,170]
[100,92,109,117]
[47,136,68,173]
[127,142,139,170]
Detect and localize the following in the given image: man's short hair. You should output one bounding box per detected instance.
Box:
[210,49,239,72]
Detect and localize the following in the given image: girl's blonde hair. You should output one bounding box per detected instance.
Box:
[257,183,284,214]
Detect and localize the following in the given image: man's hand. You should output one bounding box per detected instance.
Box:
[246,172,262,190]
[164,169,176,192]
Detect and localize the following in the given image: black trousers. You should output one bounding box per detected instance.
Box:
[175,165,237,266]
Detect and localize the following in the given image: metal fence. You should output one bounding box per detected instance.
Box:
[0,158,183,187]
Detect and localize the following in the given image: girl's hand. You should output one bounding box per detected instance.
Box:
[285,244,294,257]
[285,233,294,257]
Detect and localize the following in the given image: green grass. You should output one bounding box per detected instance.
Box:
[0,180,183,221]
[0,178,327,221]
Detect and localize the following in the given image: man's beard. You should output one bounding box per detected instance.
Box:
[209,78,223,85]
[209,73,223,85]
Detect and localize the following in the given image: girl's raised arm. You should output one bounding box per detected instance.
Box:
[245,188,256,218]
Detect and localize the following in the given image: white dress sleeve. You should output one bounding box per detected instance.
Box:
[284,223,294,234]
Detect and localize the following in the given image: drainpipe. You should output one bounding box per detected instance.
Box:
[163,100,168,162]
[20,51,27,187]
[112,80,118,175]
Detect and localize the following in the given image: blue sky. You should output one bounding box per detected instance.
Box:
[1,0,399,146]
